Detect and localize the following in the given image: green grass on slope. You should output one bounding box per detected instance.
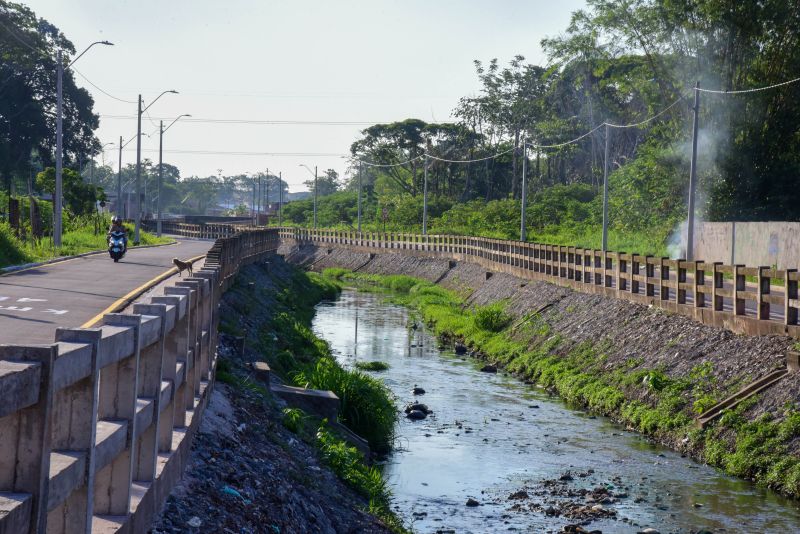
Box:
[322,268,800,498]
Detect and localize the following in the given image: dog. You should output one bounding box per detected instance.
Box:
[172,257,193,277]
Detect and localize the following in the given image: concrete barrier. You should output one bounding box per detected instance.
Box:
[0,228,279,534]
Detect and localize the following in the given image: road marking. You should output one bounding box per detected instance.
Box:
[0,297,7,301]
[18,298,47,303]
[0,306,32,312]
[43,309,69,315]
[81,253,206,328]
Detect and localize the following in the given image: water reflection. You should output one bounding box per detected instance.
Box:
[313,291,800,534]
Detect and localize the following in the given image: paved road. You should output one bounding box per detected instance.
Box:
[0,239,213,344]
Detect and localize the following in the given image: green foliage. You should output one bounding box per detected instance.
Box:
[315,424,408,532]
[293,358,397,453]
[354,361,390,372]
[282,408,306,434]
[473,302,512,332]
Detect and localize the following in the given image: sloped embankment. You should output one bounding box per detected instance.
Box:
[281,243,800,497]
[151,256,396,534]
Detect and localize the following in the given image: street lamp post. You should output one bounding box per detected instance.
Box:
[134,90,178,244]
[54,40,113,248]
[299,164,318,228]
[357,162,363,232]
[156,114,190,236]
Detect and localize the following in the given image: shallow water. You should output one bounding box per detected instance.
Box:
[312,290,800,534]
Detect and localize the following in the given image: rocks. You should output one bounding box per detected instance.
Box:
[480,364,498,373]
[465,497,480,507]
[186,516,202,528]
[637,529,660,534]
[412,386,426,395]
[454,342,467,354]
[406,410,427,420]
[404,402,432,414]
[507,490,529,500]
[559,471,574,481]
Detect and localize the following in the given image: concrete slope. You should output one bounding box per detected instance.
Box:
[0,238,212,344]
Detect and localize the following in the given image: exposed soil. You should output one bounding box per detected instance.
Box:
[150,259,393,534]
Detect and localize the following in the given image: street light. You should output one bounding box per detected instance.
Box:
[55,40,113,248]
[134,89,178,244]
[299,164,318,228]
[157,114,190,236]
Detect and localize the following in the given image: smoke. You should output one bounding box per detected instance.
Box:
[666,122,725,259]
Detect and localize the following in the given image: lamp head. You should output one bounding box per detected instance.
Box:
[101,41,114,46]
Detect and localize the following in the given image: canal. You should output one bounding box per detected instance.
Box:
[312,290,800,533]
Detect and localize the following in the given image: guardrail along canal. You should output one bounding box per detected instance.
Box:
[312,290,800,533]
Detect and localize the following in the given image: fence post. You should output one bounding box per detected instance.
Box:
[786,269,798,326]
[757,266,771,320]
[733,264,746,316]
[693,261,705,308]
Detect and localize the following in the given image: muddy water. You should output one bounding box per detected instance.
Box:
[312,290,800,534]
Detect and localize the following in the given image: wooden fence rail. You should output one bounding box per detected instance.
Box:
[0,228,279,534]
[280,227,800,338]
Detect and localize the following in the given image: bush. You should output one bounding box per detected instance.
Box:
[292,358,397,453]
[354,361,390,371]
[474,303,512,332]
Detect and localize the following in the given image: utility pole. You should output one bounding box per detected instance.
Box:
[265,168,270,224]
[55,50,63,248]
[278,171,283,226]
[686,82,701,261]
[357,162,363,232]
[134,94,143,244]
[422,154,429,235]
[117,136,122,217]
[252,176,256,225]
[157,120,163,236]
[602,123,610,251]
[520,136,527,241]
[313,165,318,229]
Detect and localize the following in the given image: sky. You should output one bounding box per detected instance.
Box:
[24,0,585,192]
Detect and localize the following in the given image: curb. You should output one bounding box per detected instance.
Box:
[0,240,179,277]
[81,253,208,327]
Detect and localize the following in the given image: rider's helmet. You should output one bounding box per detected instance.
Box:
[111,216,120,224]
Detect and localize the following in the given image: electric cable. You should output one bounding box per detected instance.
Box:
[696,77,800,95]
[72,68,137,104]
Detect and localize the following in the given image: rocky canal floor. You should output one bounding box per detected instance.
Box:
[149,335,393,534]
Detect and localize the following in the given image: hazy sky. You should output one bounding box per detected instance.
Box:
[25,0,585,191]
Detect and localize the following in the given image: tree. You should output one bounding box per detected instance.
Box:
[36,167,104,217]
[0,1,101,217]
[304,168,340,197]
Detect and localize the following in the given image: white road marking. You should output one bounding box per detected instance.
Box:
[0,297,8,301]
[17,298,47,303]
[0,306,33,312]
[42,309,69,315]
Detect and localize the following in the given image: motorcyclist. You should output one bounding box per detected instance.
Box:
[108,216,127,240]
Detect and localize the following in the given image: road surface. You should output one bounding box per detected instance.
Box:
[0,239,212,344]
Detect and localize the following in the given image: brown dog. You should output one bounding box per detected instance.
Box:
[172,257,193,277]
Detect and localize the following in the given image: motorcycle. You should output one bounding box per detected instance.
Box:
[108,230,127,262]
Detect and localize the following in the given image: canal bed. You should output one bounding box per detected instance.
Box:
[312,290,800,533]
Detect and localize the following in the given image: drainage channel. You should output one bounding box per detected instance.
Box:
[312,290,800,534]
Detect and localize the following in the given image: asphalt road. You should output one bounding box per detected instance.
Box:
[0,239,213,345]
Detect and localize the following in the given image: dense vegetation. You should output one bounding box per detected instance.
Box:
[284,1,800,252]
[324,268,800,498]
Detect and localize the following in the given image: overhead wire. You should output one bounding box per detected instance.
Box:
[99,114,406,126]
[696,76,800,95]
[72,68,137,104]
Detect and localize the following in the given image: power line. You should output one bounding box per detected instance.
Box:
[125,148,349,157]
[99,115,442,126]
[72,68,137,104]
[604,95,685,128]
[697,77,800,95]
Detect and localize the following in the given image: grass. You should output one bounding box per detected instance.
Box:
[223,267,398,454]
[0,217,171,269]
[221,263,408,533]
[324,267,800,499]
[354,361,391,371]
